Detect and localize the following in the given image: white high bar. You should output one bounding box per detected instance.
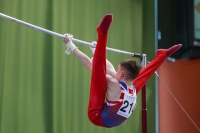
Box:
[0,13,142,58]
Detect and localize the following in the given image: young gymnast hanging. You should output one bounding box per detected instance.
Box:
[62,14,182,128]
[1,12,199,131]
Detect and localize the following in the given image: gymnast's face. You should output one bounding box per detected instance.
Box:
[115,65,125,81]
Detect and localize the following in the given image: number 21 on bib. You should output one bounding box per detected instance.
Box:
[117,93,136,118]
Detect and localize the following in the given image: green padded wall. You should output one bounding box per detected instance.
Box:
[0,0,156,133]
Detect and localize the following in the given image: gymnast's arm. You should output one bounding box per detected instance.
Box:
[62,34,92,71]
[71,48,117,75]
[73,49,117,76]
[73,49,92,71]
[90,44,116,78]
[90,57,116,78]
[105,59,116,78]
[63,34,116,75]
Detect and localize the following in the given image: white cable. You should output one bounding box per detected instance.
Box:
[155,71,200,132]
[123,118,129,133]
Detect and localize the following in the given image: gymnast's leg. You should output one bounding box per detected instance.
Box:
[87,14,112,127]
[133,44,182,94]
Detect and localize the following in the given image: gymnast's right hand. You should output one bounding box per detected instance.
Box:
[63,33,73,44]
[63,33,77,54]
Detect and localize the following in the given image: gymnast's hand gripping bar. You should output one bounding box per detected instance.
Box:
[0,13,143,58]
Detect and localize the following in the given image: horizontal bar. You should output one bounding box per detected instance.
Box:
[0,13,143,58]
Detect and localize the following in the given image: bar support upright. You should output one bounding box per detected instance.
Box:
[141,54,148,133]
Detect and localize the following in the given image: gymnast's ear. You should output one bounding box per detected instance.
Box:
[120,71,125,77]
